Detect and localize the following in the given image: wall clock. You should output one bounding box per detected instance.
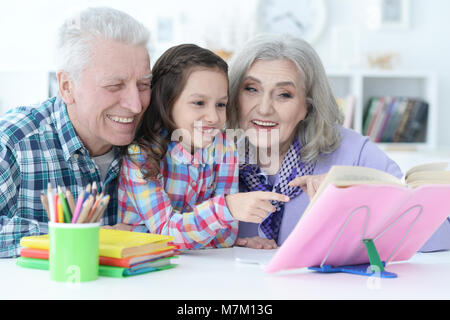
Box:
[258,0,328,44]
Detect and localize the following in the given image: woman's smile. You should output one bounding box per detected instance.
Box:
[251,119,279,130]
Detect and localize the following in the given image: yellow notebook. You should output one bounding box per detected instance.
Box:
[20,229,174,258]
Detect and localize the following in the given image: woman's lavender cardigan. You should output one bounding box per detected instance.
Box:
[238,126,450,252]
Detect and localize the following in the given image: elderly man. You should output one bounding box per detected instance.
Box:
[0,7,152,257]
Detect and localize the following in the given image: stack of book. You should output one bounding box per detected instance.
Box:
[362,97,429,143]
[16,229,179,278]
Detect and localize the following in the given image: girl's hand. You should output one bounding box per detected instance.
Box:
[235,237,278,249]
[225,191,289,223]
[288,173,327,200]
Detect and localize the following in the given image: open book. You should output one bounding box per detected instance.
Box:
[308,162,450,213]
[265,162,450,274]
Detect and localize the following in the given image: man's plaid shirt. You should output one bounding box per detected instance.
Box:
[0,97,119,258]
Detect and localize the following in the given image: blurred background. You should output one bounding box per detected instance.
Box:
[1,0,449,172]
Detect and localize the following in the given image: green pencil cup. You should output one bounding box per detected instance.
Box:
[49,222,100,283]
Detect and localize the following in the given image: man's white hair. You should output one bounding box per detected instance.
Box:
[57,7,150,81]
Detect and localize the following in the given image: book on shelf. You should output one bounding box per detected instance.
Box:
[396,99,429,143]
[370,97,391,142]
[336,95,356,129]
[362,97,428,143]
[381,98,409,142]
[375,97,396,142]
[363,97,383,137]
[265,162,450,274]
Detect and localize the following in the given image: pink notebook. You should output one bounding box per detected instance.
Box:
[265,184,450,273]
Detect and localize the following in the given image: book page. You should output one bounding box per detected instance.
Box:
[405,162,449,179]
[407,180,450,188]
[309,165,403,209]
[406,171,450,186]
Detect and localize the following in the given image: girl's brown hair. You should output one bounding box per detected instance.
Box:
[131,44,229,179]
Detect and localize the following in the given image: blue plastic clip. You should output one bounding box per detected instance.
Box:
[308,262,397,278]
[308,238,398,278]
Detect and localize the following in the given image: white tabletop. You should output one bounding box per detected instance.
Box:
[2,248,450,300]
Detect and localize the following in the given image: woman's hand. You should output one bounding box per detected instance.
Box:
[225,191,289,223]
[235,237,278,249]
[288,173,327,200]
[101,223,133,231]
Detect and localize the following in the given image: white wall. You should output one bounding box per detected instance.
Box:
[0,0,449,148]
[315,0,450,148]
[0,0,258,72]
[0,0,259,113]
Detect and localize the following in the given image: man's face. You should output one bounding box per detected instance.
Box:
[67,39,151,156]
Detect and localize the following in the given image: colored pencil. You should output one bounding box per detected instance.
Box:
[86,192,103,222]
[47,183,56,222]
[82,184,92,205]
[54,194,59,223]
[58,186,72,223]
[85,183,92,195]
[71,190,85,223]
[65,188,76,214]
[94,195,110,222]
[89,202,104,223]
[76,195,94,224]
[57,198,64,223]
[40,193,50,221]
[90,195,110,223]
[92,181,98,200]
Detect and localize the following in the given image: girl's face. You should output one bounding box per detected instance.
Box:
[238,59,308,154]
[171,68,228,151]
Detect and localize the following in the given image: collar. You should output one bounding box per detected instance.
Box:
[168,135,218,167]
[51,96,86,162]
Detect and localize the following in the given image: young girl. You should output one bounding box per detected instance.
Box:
[117,44,241,249]
[116,44,288,249]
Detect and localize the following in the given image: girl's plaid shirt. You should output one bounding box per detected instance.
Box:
[118,132,239,249]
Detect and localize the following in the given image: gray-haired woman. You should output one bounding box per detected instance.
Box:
[227,34,402,249]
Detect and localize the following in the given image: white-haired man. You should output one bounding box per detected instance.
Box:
[0,7,152,257]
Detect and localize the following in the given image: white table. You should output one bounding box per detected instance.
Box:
[2,248,450,300]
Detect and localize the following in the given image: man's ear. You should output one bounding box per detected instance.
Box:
[57,71,75,105]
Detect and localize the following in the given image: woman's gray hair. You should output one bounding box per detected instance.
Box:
[57,7,150,81]
[228,34,344,163]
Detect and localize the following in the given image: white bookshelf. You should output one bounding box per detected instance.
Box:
[326,69,438,152]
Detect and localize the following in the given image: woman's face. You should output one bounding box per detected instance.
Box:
[238,59,308,154]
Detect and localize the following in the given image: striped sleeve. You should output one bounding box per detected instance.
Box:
[209,133,239,247]
[117,145,238,249]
